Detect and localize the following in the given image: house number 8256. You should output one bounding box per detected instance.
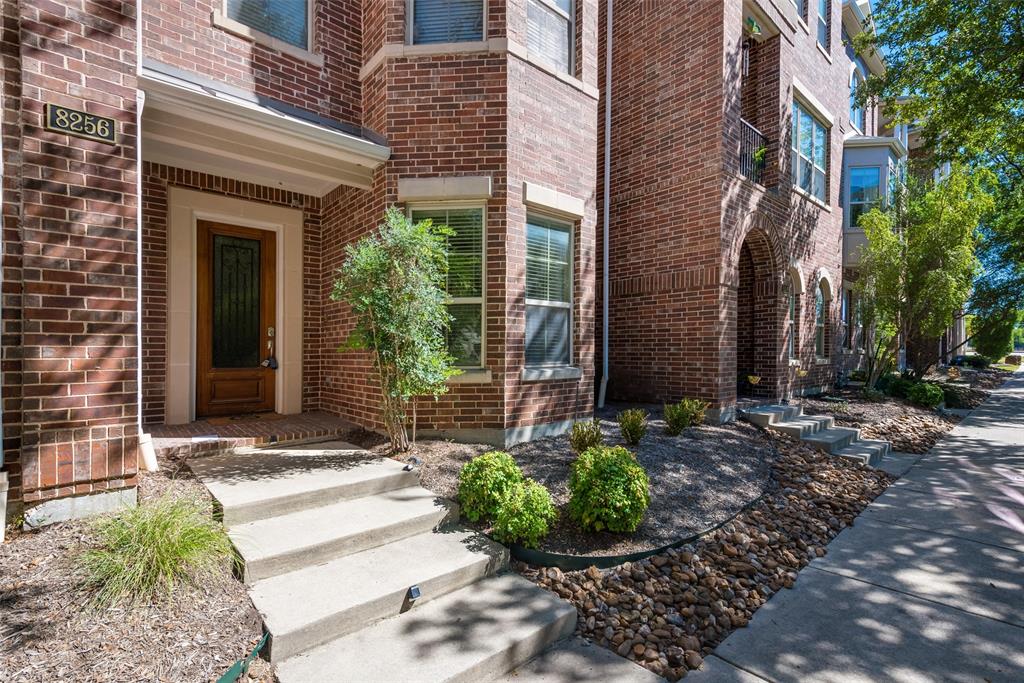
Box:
[45,104,117,144]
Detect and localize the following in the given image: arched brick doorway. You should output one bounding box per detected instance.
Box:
[735,228,780,399]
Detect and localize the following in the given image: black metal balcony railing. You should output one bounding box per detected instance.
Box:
[740,118,767,185]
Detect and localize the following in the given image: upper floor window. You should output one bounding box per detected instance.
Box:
[227,0,310,49]
[412,0,485,45]
[850,69,865,132]
[792,0,806,20]
[815,282,827,358]
[792,99,828,202]
[527,0,574,74]
[849,166,881,228]
[526,214,573,366]
[410,206,485,367]
[816,0,829,49]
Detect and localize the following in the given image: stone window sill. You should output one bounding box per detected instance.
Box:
[793,185,832,212]
[521,366,583,382]
[789,358,802,367]
[816,42,833,63]
[447,368,492,385]
[815,357,830,365]
[212,12,324,67]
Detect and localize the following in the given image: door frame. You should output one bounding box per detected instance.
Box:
[164,187,304,425]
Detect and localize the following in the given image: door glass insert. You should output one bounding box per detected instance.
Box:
[212,233,262,368]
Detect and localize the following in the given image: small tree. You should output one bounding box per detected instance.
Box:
[972,308,1017,360]
[331,207,459,451]
[857,165,992,385]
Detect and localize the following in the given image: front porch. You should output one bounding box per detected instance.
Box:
[149,411,362,461]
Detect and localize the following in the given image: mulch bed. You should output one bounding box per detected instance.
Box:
[373,411,774,557]
[0,458,271,683]
[517,434,894,681]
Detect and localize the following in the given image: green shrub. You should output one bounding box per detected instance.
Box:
[663,398,709,435]
[77,496,233,606]
[458,451,524,522]
[569,446,650,533]
[849,369,867,382]
[877,373,912,398]
[569,419,604,455]
[965,354,992,368]
[616,409,649,446]
[491,479,557,548]
[907,382,944,408]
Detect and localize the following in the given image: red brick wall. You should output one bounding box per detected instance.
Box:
[139,162,323,425]
[3,0,140,505]
[142,0,363,128]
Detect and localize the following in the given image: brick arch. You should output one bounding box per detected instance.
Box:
[734,213,782,400]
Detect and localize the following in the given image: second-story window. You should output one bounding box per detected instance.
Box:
[227,0,309,49]
[792,0,806,21]
[849,166,881,228]
[412,0,485,45]
[850,68,865,132]
[527,0,574,74]
[816,0,829,49]
[792,99,828,203]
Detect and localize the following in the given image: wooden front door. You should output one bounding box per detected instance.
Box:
[196,221,276,417]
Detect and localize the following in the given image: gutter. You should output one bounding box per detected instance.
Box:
[597,0,613,409]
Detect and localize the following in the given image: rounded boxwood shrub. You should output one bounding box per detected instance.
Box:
[569,446,650,533]
[907,382,944,408]
[492,479,557,548]
[458,451,523,522]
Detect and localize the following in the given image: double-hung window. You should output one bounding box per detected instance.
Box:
[227,0,310,49]
[791,99,828,202]
[527,0,574,74]
[411,0,485,45]
[816,0,829,49]
[787,284,798,359]
[850,69,865,132]
[410,207,485,367]
[792,0,806,20]
[843,289,854,349]
[525,214,573,366]
[848,166,881,228]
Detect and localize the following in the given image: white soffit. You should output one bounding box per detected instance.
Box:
[139,66,390,196]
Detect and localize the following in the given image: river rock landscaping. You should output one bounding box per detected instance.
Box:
[382,408,774,556]
[0,458,271,683]
[516,434,893,681]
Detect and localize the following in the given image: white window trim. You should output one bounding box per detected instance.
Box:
[525,212,575,369]
[213,1,320,65]
[849,64,866,134]
[407,0,488,46]
[816,0,830,51]
[527,0,576,76]
[793,78,835,126]
[792,99,830,205]
[847,164,881,228]
[407,202,488,371]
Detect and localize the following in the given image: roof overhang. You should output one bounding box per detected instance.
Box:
[842,1,885,76]
[843,134,908,158]
[139,64,390,196]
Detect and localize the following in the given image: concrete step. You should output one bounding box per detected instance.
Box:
[230,486,457,583]
[275,573,577,683]
[834,439,890,468]
[739,404,802,428]
[769,415,834,439]
[255,529,509,663]
[188,441,418,525]
[803,426,860,454]
[494,637,666,682]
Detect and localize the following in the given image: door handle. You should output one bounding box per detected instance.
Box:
[262,326,277,369]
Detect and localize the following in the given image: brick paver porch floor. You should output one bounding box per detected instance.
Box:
[148,411,362,460]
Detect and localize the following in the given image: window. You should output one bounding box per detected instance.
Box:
[226,0,309,49]
[850,69,865,132]
[791,99,828,202]
[816,0,829,49]
[410,207,484,367]
[792,0,806,20]
[527,0,573,74]
[411,0,484,45]
[815,283,827,358]
[525,214,572,366]
[787,282,798,359]
[848,166,881,228]
[843,289,854,349]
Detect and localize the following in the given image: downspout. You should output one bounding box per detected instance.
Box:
[597,0,613,408]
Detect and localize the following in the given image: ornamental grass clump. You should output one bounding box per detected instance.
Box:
[616,408,648,446]
[569,446,650,533]
[569,418,604,455]
[492,479,557,548]
[77,495,233,607]
[457,451,524,522]
[664,398,710,435]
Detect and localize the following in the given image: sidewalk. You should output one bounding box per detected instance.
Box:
[694,372,1024,682]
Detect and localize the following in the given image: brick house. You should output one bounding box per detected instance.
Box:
[0,0,901,524]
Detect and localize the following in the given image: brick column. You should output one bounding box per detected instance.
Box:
[9,1,139,513]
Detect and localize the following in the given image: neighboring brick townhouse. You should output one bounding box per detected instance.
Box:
[0,0,904,523]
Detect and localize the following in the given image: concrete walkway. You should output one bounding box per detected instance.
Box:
[695,372,1024,683]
